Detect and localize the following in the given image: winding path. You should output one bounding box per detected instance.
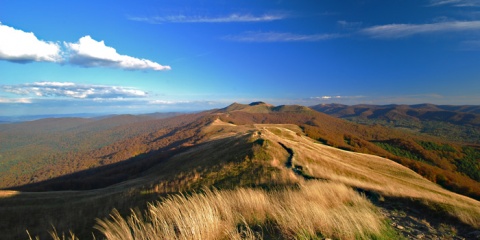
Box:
[277,142,317,180]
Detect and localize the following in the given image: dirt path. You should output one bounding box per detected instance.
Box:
[277,141,480,239]
[278,142,319,180]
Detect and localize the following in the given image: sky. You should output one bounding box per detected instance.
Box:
[1,0,479,116]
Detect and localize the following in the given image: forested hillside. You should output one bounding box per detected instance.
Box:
[217,102,480,200]
[311,103,480,144]
[0,113,205,189]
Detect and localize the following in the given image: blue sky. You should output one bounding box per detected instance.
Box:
[1,0,479,115]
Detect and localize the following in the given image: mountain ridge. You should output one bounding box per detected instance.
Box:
[2,102,480,202]
[2,117,479,239]
[311,103,480,144]
[311,103,480,125]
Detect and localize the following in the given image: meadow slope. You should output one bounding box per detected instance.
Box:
[2,120,479,239]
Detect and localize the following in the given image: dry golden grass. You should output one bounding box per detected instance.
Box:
[95,123,480,239]
[260,125,480,228]
[10,122,480,239]
[96,181,384,240]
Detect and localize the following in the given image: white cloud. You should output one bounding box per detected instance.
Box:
[310,96,345,100]
[361,20,480,38]
[149,100,189,104]
[223,31,341,42]
[65,36,171,71]
[0,23,171,71]
[0,23,61,63]
[429,0,480,7]
[129,13,286,24]
[0,97,32,104]
[2,82,148,99]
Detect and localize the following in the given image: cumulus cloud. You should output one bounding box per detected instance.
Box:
[64,36,171,71]
[2,82,148,99]
[361,20,480,38]
[223,31,341,42]
[0,23,61,63]
[129,13,286,24]
[0,23,170,71]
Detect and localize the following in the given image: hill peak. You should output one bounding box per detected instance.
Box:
[218,102,313,114]
[218,102,272,113]
[249,101,272,106]
[223,102,249,111]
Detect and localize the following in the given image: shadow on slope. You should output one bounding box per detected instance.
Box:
[4,119,207,191]
[33,124,480,239]
[0,123,298,239]
[0,112,207,189]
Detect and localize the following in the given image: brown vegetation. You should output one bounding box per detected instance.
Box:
[311,103,480,143]
[1,102,480,239]
[0,112,209,189]
[217,103,480,200]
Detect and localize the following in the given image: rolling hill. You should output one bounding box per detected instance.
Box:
[1,102,480,239]
[0,112,207,189]
[311,103,480,144]
[215,102,480,199]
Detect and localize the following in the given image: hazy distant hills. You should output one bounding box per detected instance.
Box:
[1,103,479,239]
[311,103,480,144]
[0,112,206,189]
[0,112,184,123]
[310,103,480,124]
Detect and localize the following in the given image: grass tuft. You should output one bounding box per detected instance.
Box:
[96,181,385,240]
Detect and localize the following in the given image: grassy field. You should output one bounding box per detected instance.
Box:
[259,125,480,228]
[96,182,390,240]
[3,120,480,239]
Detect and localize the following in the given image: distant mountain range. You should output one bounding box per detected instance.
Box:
[311,103,480,144]
[0,112,185,123]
